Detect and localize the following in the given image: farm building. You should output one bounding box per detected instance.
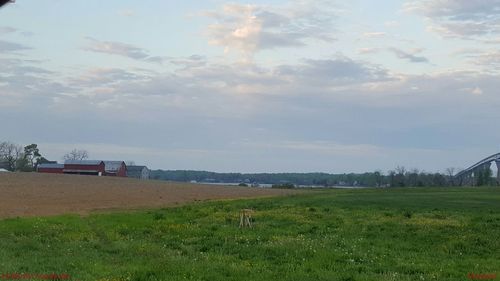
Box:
[0,160,9,170]
[64,160,106,176]
[127,165,150,179]
[37,160,128,177]
[37,163,64,174]
[102,161,127,177]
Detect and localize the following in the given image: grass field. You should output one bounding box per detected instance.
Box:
[0,187,499,281]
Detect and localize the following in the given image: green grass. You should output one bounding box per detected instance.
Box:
[1,187,499,281]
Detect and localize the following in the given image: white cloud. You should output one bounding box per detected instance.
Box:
[362,32,386,38]
[357,48,380,54]
[471,87,483,95]
[117,9,135,17]
[384,21,399,28]
[203,1,337,59]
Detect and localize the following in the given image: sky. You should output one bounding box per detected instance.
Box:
[1,0,500,173]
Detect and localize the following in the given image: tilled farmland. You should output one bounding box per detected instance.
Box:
[0,173,300,218]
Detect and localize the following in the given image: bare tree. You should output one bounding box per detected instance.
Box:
[407,168,420,187]
[395,166,406,175]
[393,166,407,187]
[373,170,383,187]
[0,141,23,171]
[445,167,456,177]
[445,167,456,186]
[387,170,396,187]
[63,149,89,161]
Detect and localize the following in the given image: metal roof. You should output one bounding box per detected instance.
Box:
[103,161,125,172]
[64,160,104,165]
[62,160,125,172]
[38,163,64,169]
[127,165,147,172]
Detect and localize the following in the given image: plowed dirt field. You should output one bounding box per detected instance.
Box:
[0,173,300,218]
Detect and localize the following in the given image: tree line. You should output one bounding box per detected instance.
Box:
[150,167,488,187]
[0,142,46,172]
[0,141,89,172]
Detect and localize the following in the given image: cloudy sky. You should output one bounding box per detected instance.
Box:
[1,0,500,173]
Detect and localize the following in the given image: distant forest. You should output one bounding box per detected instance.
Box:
[150,168,463,187]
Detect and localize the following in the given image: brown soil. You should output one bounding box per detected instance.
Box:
[0,173,301,219]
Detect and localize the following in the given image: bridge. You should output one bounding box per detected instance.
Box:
[455,153,500,186]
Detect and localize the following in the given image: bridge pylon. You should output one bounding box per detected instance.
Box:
[496,160,500,185]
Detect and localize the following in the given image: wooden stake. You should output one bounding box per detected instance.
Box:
[239,209,254,228]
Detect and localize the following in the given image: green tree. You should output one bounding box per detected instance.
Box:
[476,168,492,186]
[36,157,52,165]
[373,170,382,187]
[23,144,41,170]
[15,157,32,172]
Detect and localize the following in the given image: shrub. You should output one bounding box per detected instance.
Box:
[271,183,295,189]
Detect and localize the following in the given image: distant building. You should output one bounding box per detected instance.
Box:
[103,161,127,177]
[127,165,150,179]
[0,160,9,170]
[37,163,64,174]
[64,160,106,176]
[37,160,128,177]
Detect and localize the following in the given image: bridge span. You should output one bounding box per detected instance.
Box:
[455,153,500,186]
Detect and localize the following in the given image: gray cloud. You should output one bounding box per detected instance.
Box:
[275,57,389,86]
[405,0,500,38]
[0,26,33,37]
[0,39,31,52]
[0,26,17,34]
[83,37,167,64]
[405,0,500,19]
[466,50,500,71]
[358,47,430,64]
[69,68,146,88]
[389,48,429,63]
[0,58,75,110]
[169,55,207,69]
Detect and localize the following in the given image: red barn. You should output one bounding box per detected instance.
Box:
[37,160,128,177]
[103,161,127,177]
[37,163,64,174]
[63,160,105,176]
